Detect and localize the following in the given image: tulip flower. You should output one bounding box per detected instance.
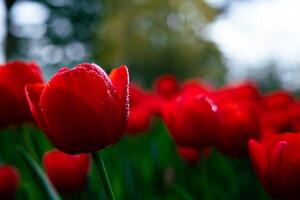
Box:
[0,61,44,128]
[0,165,19,199]
[127,105,152,135]
[25,63,129,154]
[260,91,296,133]
[163,93,219,149]
[216,81,260,104]
[177,146,200,165]
[127,84,153,135]
[216,102,261,157]
[154,74,179,99]
[249,133,300,200]
[43,150,90,193]
[181,80,213,96]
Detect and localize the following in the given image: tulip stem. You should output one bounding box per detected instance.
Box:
[91,152,115,200]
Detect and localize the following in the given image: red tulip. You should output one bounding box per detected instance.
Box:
[249,134,300,200]
[0,61,44,128]
[127,105,152,135]
[0,165,19,199]
[260,91,295,132]
[43,149,90,193]
[216,81,260,104]
[177,146,200,165]
[260,91,294,110]
[154,74,179,99]
[216,102,261,157]
[163,93,219,149]
[127,84,153,134]
[25,63,129,154]
[181,80,213,96]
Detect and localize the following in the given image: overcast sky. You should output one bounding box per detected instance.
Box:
[206,0,300,90]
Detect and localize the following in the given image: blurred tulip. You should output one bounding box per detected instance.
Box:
[0,165,19,200]
[177,146,200,165]
[154,74,179,99]
[25,63,129,154]
[127,84,153,135]
[163,94,219,149]
[0,61,44,128]
[216,81,260,104]
[249,134,300,200]
[181,80,213,96]
[216,102,261,157]
[260,91,296,133]
[43,150,90,193]
[127,105,152,135]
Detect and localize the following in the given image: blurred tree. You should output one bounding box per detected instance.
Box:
[96,0,227,86]
[5,0,101,79]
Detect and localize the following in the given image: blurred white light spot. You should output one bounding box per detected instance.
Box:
[11,1,49,26]
[50,17,73,38]
[65,42,87,61]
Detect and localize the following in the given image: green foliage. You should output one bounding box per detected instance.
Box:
[0,120,272,200]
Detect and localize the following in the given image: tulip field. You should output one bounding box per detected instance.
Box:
[1,60,300,200]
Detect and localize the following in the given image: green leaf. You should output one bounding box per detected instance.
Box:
[18,148,61,200]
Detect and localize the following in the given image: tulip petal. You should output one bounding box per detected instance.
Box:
[25,84,47,130]
[248,139,268,186]
[109,65,129,109]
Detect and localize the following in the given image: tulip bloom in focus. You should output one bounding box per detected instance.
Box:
[0,61,44,128]
[249,134,300,200]
[0,165,19,199]
[25,63,129,154]
[216,102,261,157]
[163,94,219,149]
[43,150,90,193]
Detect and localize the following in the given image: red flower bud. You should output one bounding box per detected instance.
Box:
[216,102,261,157]
[249,134,300,200]
[0,165,19,200]
[163,94,219,149]
[43,150,90,193]
[0,61,44,128]
[154,75,179,99]
[25,63,129,154]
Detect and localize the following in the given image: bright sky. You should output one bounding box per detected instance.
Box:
[206,0,300,90]
[0,0,5,63]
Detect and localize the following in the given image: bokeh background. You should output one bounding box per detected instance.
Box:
[2,0,299,91]
[0,1,299,199]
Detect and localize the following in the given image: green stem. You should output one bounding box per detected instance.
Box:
[91,151,115,200]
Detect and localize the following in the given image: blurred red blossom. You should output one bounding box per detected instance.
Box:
[249,133,300,200]
[43,149,90,193]
[0,61,44,128]
[0,165,19,200]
